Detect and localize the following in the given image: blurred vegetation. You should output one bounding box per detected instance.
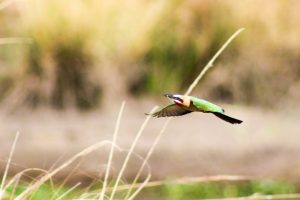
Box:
[131,1,235,94]
[3,179,300,199]
[143,180,299,199]
[5,182,80,200]
[0,0,300,109]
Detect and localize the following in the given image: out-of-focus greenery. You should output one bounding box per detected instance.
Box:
[1,0,300,109]
[131,1,235,94]
[143,180,299,199]
[3,179,299,199]
[4,182,80,200]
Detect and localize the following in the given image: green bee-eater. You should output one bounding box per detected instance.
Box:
[148,94,242,124]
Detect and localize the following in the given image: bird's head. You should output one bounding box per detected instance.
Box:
[164,94,190,107]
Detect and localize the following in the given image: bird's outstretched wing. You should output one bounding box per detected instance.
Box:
[146,104,192,117]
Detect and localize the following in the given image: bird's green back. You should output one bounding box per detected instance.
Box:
[189,96,224,113]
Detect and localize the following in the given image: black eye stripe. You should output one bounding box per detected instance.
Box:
[174,97,183,103]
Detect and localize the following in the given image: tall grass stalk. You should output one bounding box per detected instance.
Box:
[49,159,83,200]
[0,131,19,199]
[124,117,171,199]
[184,28,245,96]
[108,106,158,200]
[127,174,151,200]
[56,182,81,200]
[4,168,49,191]
[99,101,125,200]
[113,175,251,192]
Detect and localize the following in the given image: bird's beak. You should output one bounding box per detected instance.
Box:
[164,94,173,99]
[164,94,176,103]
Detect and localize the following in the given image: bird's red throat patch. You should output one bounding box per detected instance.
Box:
[175,102,183,106]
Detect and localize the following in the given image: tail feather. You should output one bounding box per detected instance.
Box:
[213,112,243,124]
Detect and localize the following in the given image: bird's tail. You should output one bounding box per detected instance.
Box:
[213,112,243,124]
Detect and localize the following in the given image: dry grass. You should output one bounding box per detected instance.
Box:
[99,101,125,200]
[0,131,19,199]
[1,1,300,199]
[1,27,299,200]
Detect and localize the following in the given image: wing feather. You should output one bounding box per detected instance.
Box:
[148,104,192,117]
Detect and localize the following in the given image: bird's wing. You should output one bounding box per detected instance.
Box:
[147,104,192,117]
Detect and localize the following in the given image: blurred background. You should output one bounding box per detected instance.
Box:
[1,0,300,199]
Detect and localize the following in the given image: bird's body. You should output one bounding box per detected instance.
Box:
[148,94,242,124]
[187,96,224,113]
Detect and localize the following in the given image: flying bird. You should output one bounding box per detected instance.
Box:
[147,94,242,124]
